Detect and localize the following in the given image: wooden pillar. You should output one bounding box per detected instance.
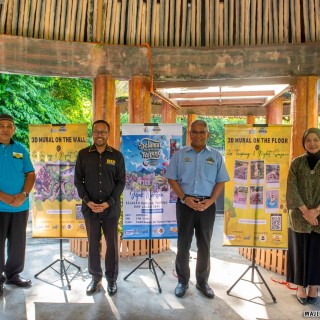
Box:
[114,106,121,150]
[186,113,197,146]
[290,76,318,159]
[128,76,151,123]
[266,97,283,124]
[246,114,255,124]
[92,74,117,147]
[161,101,177,123]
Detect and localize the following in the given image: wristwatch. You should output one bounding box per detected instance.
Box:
[180,195,187,204]
[23,192,29,198]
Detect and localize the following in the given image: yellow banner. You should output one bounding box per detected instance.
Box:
[224,125,291,249]
[29,124,88,238]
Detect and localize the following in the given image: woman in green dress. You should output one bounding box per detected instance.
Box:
[286,127,320,305]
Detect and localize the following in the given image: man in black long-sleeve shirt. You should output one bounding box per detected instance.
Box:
[75,120,125,296]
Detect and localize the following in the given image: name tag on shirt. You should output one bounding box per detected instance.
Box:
[206,157,215,165]
[13,152,23,159]
[106,159,115,165]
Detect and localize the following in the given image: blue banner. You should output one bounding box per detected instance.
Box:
[121,124,182,239]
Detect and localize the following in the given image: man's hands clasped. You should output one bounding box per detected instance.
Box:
[7,193,27,207]
[185,196,214,212]
[87,201,110,213]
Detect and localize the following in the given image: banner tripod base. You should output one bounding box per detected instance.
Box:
[34,239,81,290]
[226,248,276,303]
[123,239,165,293]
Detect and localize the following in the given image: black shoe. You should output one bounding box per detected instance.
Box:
[296,291,308,305]
[308,296,318,304]
[175,283,188,298]
[107,281,117,296]
[196,283,215,299]
[5,277,32,287]
[308,287,318,304]
[86,280,102,295]
[0,281,3,297]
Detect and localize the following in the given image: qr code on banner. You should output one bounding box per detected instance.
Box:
[270,214,282,231]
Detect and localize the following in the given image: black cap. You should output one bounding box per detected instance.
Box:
[0,114,14,123]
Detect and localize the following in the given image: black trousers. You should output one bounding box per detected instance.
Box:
[175,200,216,285]
[0,210,29,282]
[84,215,119,282]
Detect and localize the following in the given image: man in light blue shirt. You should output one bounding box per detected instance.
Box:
[0,114,35,297]
[165,120,229,298]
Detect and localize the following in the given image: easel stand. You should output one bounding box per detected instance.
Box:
[226,248,277,302]
[123,238,165,293]
[34,239,81,289]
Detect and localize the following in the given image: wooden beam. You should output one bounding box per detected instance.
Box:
[151,43,320,82]
[117,101,292,117]
[0,34,150,78]
[169,90,276,99]
[176,105,291,117]
[0,35,320,83]
[178,98,267,106]
[156,78,294,88]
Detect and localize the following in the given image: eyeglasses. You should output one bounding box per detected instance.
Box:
[190,130,208,135]
[92,130,109,136]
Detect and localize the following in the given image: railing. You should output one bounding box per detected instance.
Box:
[70,237,170,258]
[239,247,287,276]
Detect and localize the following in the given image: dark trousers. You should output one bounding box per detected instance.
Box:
[286,229,320,286]
[0,210,29,282]
[84,215,119,282]
[175,200,216,285]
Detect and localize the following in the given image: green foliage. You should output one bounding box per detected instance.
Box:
[0,74,92,147]
[50,77,92,124]
[120,112,129,124]
[197,116,246,147]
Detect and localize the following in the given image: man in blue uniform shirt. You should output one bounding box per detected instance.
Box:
[0,114,35,297]
[165,120,229,298]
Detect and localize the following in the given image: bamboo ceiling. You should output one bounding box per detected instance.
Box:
[1,0,319,47]
[0,0,319,116]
